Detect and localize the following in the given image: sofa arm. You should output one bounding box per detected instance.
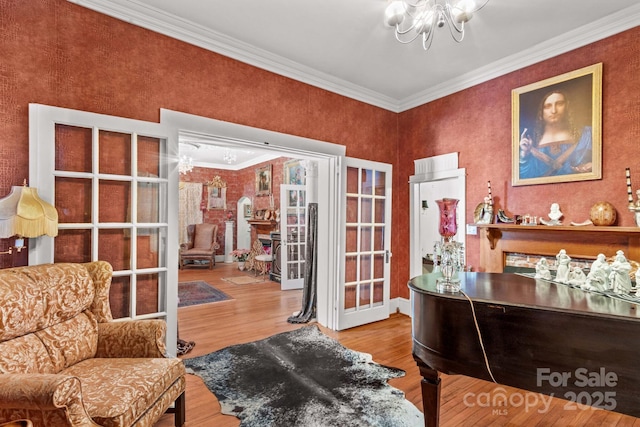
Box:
[0,374,97,426]
[96,319,166,358]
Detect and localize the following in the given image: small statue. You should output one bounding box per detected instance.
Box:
[583,254,611,291]
[540,203,563,226]
[555,249,571,283]
[534,257,552,280]
[609,250,632,294]
[567,266,587,287]
[476,196,494,225]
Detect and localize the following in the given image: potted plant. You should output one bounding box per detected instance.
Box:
[230,249,250,270]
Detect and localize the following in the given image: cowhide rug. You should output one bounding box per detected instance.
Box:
[183,325,424,426]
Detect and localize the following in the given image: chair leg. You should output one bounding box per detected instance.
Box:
[168,392,186,427]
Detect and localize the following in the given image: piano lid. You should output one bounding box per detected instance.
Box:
[409,272,640,320]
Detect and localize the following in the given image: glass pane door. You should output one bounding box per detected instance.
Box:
[281,185,306,290]
[30,104,177,354]
[338,158,392,330]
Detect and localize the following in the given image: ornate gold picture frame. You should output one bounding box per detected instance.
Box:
[206,176,227,210]
[511,63,602,186]
[255,165,272,196]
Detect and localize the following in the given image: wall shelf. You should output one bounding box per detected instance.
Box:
[476,223,640,272]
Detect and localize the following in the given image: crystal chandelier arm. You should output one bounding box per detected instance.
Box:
[445,20,465,42]
[422,26,437,50]
[395,28,424,44]
[445,3,466,35]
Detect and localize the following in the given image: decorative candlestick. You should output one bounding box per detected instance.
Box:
[626,167,640,227]
[626,168,634,208]
[476,180,494,224]
[433,198,464,293]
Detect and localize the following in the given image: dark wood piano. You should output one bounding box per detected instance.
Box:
[409,272,640,427]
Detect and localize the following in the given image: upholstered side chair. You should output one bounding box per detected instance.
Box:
[179,223,219,269]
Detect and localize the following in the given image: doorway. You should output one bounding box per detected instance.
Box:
[409,154,466,279]
[162,109,344,329]
[236,196,251,251]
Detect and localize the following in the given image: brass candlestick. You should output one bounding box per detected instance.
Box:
[626,168,640,227]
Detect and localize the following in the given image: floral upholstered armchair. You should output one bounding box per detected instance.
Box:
[0,261,186,427]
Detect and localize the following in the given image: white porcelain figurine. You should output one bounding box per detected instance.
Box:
[567,266,587,287]
[555,249,571,283]
[609,250,632,294]
[534,257,552,280]
[540,203,563,226]
[583,253,611,291]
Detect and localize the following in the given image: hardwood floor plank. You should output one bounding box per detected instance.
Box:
[156,263,639,426]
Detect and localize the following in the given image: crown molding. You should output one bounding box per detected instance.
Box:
[398,4,640,112]
[69,1,639,113]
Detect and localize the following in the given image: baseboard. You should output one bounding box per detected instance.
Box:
[390,297,411,317]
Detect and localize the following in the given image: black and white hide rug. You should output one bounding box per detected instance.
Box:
[183,325,424,426]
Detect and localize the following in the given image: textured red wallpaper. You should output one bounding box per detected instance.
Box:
[0,0,638,303]
[396,27,640,297]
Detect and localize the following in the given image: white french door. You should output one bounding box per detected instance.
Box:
[29,104,179,355]
[280,185,306,290]
[337,158,392,330]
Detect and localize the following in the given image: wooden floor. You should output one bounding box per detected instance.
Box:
[156,263,640,427]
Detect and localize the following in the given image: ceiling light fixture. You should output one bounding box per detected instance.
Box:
[179,155,194,174]
[223,148,237,165]
[384,0,489,51]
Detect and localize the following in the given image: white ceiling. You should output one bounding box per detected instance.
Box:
[69,0,640,166]
[179,131,282,171]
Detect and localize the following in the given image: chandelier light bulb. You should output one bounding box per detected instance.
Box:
[451,0,476,23]
[384,1,407,27]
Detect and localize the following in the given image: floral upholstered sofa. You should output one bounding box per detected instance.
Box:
[0,261,186,427]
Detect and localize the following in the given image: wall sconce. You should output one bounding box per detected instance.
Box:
[0,181,58,256]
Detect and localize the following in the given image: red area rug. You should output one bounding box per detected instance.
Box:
[178,281,231,307]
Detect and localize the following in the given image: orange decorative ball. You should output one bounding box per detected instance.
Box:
[589,201,617,226]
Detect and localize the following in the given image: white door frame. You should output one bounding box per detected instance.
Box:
[409,154,466,280]
[160,109,344,329]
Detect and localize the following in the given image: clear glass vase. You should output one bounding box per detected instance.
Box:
[434,198,464,292]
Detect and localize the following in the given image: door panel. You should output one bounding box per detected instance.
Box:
[29,104,178,354]
[280,185,306,290]
[337,158,392,330]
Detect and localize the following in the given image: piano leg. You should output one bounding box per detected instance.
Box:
[415,358,441,427]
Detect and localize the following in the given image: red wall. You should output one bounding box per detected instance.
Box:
[395,27,640,297]
[1,0,638,303]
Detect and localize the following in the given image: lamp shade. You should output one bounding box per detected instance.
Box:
[0,186,23,239]
[0,185,58,238]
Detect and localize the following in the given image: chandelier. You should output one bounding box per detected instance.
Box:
[384,0,489,51]
[179,154,193,174]
[223,148,237,165]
